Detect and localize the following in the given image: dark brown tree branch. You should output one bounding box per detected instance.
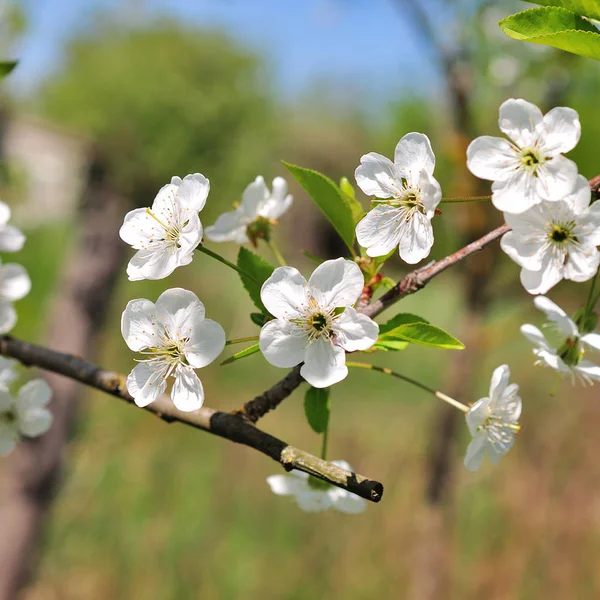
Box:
[0,336,383,504]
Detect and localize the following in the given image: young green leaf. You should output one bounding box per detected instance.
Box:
[374,313,428,351]
[304,386,330,434]
[525,0,600,21]
[500,6,600,60]
[221,343,261,366]
[237,247,275,314]
[0,61,17,80]
[283,161,364,252]
[387,322,464,350]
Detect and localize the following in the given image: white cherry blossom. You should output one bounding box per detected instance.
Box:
[0,200,25,252]
[500,175,600,294]
[119,174,209,281]
[205,176,292,245]
[0,260,31,334]
[266,460,366,514]
[467,98,580,214]
[521,296,600,385]
[121,288,225,412]
[355,132,442,264]
[259,258,379,388]
[464,365,522,472]
[0,357,17,389]
[0,379,53,456]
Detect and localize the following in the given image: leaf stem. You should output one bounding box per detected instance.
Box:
[585,270,599,314]
[346,361,469,413]
[196,245,259,283]
[440,195,492,204]
[225,336,259,346]
[266,240,287,267]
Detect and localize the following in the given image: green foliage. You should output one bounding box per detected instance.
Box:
[221,343,260,366]
[500,6,600,60]
[304,386,330,434]
[525,0,600,20]
[0,61,17,80]
[375,313,464,351]
[38,22,275,203]
[237,247,275,314]
[283,162,364,253]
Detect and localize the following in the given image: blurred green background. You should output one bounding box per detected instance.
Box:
[2,1,600,598]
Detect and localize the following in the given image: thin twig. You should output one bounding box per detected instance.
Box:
[0,336,383,503]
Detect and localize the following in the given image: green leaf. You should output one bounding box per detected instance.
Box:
[525,0,600,21]
[283,161,364,252]
[339,176,356,200]
[304,386,330,434]
[500,6,600,60]
[0,61,17,80]
[379,277,396,291]
[237,247,275,314]
[221,343,260,365]
[374,313,464,350]
[374,313,428,351]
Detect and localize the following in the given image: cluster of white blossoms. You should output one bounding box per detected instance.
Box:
[0,357,53,455]
[468,98,599,295]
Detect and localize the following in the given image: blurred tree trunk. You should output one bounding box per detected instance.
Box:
[0,154,128,599]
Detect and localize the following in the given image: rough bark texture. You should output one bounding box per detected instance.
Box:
[0,157,128,599]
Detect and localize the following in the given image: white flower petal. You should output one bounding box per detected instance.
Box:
[261,177,293,220]
[583,201,600,245]
[0,423,17,456]
[261,266,308,320]
[500,230,545,270]
[240,176,269,218]
[176,173,210,212]
[171,365,204,412]
[0,201,10,224]
[393,132,435,176]
[356,205,404,258]
[540,106,581,154]
[355,152,403,199]
[535,156,579,201]
[418,170,442,216]
[301,340,347,388]
[17,379,52,410]
[562,174,592,214]
[335,307,379,352]
[491,169,541,214]
[18,408,52,438]
[465,397,491,436]
[296,490,332,512]
[0,225,25,253]
[466,136,518,181]
[533,296,578,337]
[308,258,364,309]
[0,300,17,334]
[564,246,600,283]
[0,357,18,388]
[259,319,306,368]
[119,208,157,248]
[126,247,179,281]
[520,254,564,295]
[521,324,551,350]
[576,362,600,382]
[0,390,13,412]
[582,333,600,351]
[498,98,543,147]
[464,434,488,472]
[185,318,225,368]
[266,473,307,496]
[489,364,510,402]
[0,263,31,301]
[126,362,168,408]
[121,298,158,352]
[398,212,434,264]
[204,210,249,243]
[155,288,206,340]
[329,488,367,514]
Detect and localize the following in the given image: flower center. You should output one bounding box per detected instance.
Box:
[145,208,183,249]
[0,410,16,425]
[309,313,329,332]
[519,147,546,173]
[289,297,338,344]
[557,336,583,366]
[246,216,272,246]
[546,220,577,248]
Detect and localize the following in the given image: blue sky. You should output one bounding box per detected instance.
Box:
[12,0,443,104]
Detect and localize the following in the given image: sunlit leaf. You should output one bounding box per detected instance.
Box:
[0,61,17,80]
[237,247,275,314]
[525,0,600,20]
[221,343,260,366]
